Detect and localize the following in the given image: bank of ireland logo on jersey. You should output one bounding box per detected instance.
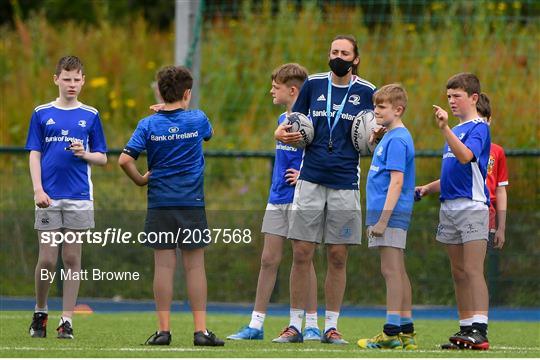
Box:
[168,126,179,134]
[78,120,86,128]
[348,94,361,106]
[61,129,69,136]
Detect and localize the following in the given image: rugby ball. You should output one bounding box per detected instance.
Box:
[351,110,377,156]
[285,112,314,149]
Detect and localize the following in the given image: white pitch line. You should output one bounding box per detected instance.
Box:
[1,345,539,353]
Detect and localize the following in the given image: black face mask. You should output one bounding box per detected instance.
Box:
[328,57,354,77]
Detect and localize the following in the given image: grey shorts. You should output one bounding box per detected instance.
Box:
[367,226,407,249]
[35,199,94,231]
[287,180,362,245]
[261,203,292,237]
[436,198,489,245]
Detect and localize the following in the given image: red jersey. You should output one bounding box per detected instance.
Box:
[486,143,508,230]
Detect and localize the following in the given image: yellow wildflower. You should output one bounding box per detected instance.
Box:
[89,77,107,88]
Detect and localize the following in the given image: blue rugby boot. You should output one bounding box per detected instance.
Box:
[303,327,322,341]
[227,325,264,340]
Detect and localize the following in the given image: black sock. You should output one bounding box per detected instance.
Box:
[401,322,414,334]
[158,330,170,335]
[383,324,401,337]
[472,322,488,336]
[460,325,472,333]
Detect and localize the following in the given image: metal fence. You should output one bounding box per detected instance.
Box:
[0,148,538,306]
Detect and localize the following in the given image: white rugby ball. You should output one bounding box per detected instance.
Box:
[351,110,377,156]
[285,112,314,149]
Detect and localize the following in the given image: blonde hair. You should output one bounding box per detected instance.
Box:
[271,63,308,89]
[373,83,408,114]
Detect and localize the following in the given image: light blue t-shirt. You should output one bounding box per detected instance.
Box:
[268,113,303,204]
[366,127,415,230]
[440,119,491,205]
[25,102,108,200]
[123,108,212,208]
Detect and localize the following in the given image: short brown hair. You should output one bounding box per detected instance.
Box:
[157,66,193,103]
[446,72,481,97]
[55,56,84,76]
[476,93,491,119]
[373,83,408,114]
[271,63,308,89]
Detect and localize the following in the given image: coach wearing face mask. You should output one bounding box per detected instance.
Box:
[274,35,377,344]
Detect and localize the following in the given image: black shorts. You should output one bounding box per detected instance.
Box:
[143,206,209,250]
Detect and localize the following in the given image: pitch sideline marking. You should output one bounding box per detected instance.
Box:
[1,346,539,353]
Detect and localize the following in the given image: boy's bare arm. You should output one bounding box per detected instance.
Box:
[118,153,149,186]
[415,179,440,199]
[494,186,507,249]
[433,105,474,164]
[29,150,52,208]
[370,170,403,236]
[68,142,107,166]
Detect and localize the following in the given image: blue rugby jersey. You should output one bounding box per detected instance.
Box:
[124,108,212,208]
[25,101,108,200]
[366,127,416,230]
[292,72,376,189]
[268,112,304,204]
[440,118,491,204]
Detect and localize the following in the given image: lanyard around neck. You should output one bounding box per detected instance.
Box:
[326,72,353,151]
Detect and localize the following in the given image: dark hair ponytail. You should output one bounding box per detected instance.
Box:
[476,93,491,119]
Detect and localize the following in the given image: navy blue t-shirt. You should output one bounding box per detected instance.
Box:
[292,72,376,189]
[124,109,212,208]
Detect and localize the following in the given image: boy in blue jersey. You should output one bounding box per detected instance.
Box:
[228,64,321,342]
[416,73,491,350]
[118,66,224,347]
[276,35,377,344]
[356,84,417,350]
[26,56,108,339]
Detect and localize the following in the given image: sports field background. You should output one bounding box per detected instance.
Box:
[0,0,539,342]
[1,310,539,357]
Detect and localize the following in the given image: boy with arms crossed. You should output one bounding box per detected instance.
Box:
[356,84,417,350]
[26,56,108,339]
[416,73,491,350]
[228,64,321,342]
[119,66,224,347]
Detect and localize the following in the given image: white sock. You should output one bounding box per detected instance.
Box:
[459,317,474,327]
[305,312,318,329]
[59,316,72,326]
[472,314,488,324]
[34,306,48,313]
[324,310,339,332]
[248,311,266,330]
[289,308,304,331]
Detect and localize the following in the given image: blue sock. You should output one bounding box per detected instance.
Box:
[400,316,414,334]
[383,314,401,336]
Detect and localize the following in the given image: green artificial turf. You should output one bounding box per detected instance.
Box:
[1,311,538,357]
